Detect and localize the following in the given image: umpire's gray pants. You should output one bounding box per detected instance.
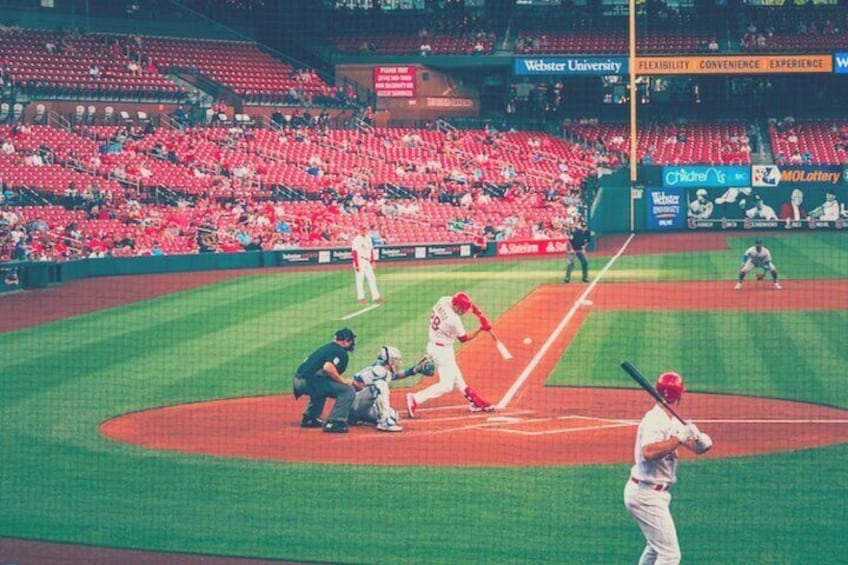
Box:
[301,375,355,424]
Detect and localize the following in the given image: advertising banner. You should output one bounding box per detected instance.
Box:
[513,56,628,76]
[279,250,321,265]
[373,66,416,98]
[682,185,846,231]
[646,187,686,230]
[752,165,845,188]
[835,52,848,74]
[496,239,571,257]
[635,54,832,75]
[662,166,751,189]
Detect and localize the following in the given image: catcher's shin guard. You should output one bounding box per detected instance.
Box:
[463,386,494,412]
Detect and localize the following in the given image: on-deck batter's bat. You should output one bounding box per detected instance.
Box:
[488,329,513,361]
[620,360,686,425]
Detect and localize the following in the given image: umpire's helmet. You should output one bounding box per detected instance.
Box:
[656,372,685,404]
[335,328,357,351]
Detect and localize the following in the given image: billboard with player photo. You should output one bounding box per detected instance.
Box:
[682,184,847,231]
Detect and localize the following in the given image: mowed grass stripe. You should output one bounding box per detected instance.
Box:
[553,310,848,406]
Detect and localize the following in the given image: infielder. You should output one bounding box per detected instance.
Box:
[735,239,781,290]
[406,292,495,418]
[351,224,383,304]
[349,346,435,432]
[624,371,713,565]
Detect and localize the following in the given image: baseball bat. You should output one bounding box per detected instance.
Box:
[488,330,513,361]
[620,360,686,425]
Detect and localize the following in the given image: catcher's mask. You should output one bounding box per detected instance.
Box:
[335,328,357,351]
[656,372,685,404]
[377,345,402,374]
[451,292,473,314]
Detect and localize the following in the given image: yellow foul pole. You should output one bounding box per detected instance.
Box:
[628,0,638,231]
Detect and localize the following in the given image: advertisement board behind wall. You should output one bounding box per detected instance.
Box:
[646,187,686,230]
[513,56,628,75]
[662,166,751,188]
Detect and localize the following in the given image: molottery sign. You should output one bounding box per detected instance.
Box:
[514,57,628,76]
[662,166,751,188]
[752,165,845,187]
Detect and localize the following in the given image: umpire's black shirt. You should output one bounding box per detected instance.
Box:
[570,227,590,250]
[297,342,350,379]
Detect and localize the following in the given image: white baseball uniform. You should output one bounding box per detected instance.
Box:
[409,296,468,406]
[740,244,776,275]
[623,404,687,565]
[351,232,381,302]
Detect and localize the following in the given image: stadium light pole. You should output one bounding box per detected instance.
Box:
[628,0,638,232]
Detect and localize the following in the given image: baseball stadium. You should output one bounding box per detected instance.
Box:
[1,1,847,564]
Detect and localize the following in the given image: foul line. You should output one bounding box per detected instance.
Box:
[339,303,382,320]
[497,233,638,409]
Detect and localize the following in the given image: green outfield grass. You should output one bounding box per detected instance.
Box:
[1,231,847,564]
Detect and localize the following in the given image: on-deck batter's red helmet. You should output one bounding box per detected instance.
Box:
[451,292,473,314]
[656,372,685,403]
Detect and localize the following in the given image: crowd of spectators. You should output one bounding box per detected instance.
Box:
[0,119,597,263]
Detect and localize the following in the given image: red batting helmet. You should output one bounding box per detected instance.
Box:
[656,372,685,403]
[451,292,473,314]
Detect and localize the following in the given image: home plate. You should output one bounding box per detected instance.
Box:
[487,416,522,423]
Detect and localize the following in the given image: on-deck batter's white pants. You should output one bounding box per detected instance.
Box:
[411,342,467,405]
[624,479,681,565]
[354,261,381,301]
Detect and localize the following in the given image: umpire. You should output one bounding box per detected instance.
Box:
[292,328,357,434]
[565,220,591,283]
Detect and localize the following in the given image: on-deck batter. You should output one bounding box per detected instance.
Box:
[624,371,713,565]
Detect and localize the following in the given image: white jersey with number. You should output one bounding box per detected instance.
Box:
[428,296,467,345]
[630,404,686,486]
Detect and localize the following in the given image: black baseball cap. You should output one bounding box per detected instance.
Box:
[755,239,763,244]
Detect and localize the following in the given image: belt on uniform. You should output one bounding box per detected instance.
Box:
[631,477,670,492]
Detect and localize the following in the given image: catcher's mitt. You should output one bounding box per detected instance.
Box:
[414,355,436,377]
[756,272,766,281]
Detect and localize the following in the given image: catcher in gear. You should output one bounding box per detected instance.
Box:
[349,346,434,432]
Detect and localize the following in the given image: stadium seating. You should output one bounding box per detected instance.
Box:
[768,119,848,165]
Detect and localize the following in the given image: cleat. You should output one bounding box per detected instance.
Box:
[564,278,571,283]
[582,278,589,283]
[301,417,324,429]
[358,298,367,305]
[406,393,418,419]
[375,297,385,303]
[376,419,403,432]
[774,282,782,290]
[734,282,742,290]
[468,403,495,413]
[323,420,349,433]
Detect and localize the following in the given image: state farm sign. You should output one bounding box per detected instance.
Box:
[496,239,569,257]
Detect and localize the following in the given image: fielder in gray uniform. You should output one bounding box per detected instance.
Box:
[349,346,435,432]
[736,239,781,290]
[624,372,713,565]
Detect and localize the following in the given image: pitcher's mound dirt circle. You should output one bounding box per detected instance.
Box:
[101,387,848,467]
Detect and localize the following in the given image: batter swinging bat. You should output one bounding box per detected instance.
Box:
[620,360,686,425]
[488,330,513,361]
